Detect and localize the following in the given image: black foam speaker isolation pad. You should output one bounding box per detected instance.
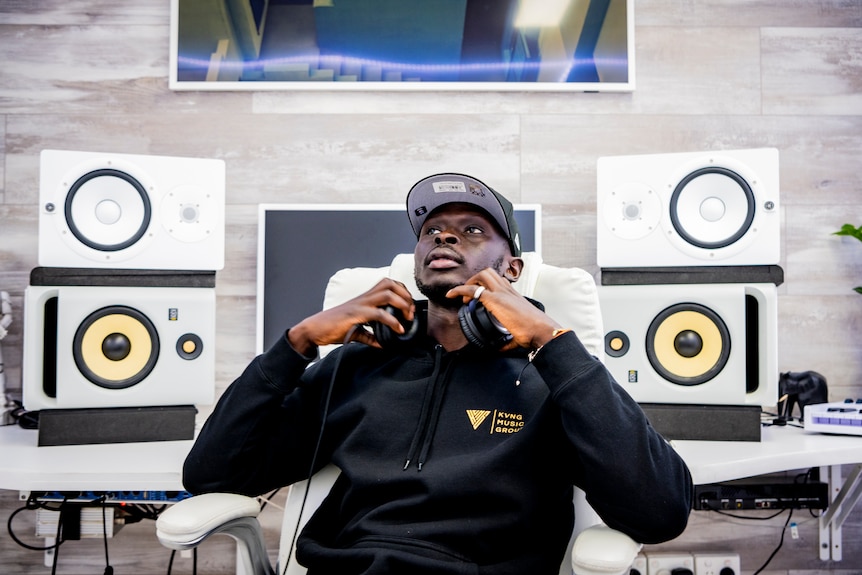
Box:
[640,403,761,442]
[37,405,197,446]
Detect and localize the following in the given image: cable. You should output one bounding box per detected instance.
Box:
[51,504,62,575]
[282,325,358,575]
[6,496,66,551]
[9,492,183,574]
[101,498,114,575]
[752,508,794,574]
[703,469,816,573]
[701,502,786,520]
[163,538,197,575]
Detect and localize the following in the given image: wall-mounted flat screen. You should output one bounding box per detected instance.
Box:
[256,204,541,353]
[171,0,635,92]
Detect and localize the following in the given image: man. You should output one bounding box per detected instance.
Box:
[184,173,692,575]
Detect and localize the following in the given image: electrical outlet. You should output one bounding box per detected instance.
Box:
[629,554,648,575]
[694,553,741,575]
[646,552,695,575]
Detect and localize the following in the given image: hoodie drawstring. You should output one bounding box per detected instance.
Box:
[403,345,456,471]
[403,346,444,470]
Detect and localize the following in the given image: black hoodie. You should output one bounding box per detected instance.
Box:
[184,302,692,575]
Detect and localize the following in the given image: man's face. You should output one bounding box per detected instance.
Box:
[413,203,510,307]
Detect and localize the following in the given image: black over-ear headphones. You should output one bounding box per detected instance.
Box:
[373,300,512,350]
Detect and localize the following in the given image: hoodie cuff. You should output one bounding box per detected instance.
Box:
[529,330,601,393]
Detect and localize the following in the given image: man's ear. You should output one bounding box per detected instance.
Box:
[504,256,524,283]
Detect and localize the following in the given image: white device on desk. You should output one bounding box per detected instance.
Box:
[805,400,862,436]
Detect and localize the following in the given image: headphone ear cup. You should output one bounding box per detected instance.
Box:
[458,299,512,349]
[373,305,421,349]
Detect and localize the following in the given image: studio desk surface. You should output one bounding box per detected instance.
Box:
[0,424,192,492]
[1,421,861,491]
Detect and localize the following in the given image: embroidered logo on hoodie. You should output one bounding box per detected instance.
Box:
[466,409,525,434]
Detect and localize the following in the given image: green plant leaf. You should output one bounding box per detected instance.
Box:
[834,223,862,242]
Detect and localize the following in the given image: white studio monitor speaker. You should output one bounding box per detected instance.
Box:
[38,149,225,271]
[598,282,777,408]
[597,148,780,268]
[22,284,215,411]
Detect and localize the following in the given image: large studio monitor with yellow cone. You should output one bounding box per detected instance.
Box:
[597,281,777,441]
[22,268,216,445]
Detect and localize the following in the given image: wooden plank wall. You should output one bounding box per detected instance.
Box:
[0,1,861,573]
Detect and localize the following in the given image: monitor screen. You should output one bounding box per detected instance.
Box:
[170,0,635,92]
[256,204,541,353]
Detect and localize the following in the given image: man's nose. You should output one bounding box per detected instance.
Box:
[434,232,458,245]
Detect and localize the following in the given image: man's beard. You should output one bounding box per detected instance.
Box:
[415,278,462,309]
[414,255,505,310]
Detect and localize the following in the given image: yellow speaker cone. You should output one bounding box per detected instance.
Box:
[73,306,160,389]
[652,310,722,377]
[646,303,730,386]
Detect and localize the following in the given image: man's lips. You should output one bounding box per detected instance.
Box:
[426,250,462,270]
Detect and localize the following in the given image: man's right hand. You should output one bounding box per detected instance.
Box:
[287,278,416,356]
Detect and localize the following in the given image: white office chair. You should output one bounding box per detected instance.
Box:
[157,252,641,575]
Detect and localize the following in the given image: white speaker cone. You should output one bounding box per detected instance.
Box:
[670,167,755,248]
[66,169,152,251]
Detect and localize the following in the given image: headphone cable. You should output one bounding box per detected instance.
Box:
[282,325,358,575]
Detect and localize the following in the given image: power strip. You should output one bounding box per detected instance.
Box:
[694,552,741,575]
[22,490,192,504]
[646,552,695,575]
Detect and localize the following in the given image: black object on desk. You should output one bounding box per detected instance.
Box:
[640,402,762,442]
[37,405,197,446]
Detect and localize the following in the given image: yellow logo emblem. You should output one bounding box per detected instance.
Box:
[466,409,491,430]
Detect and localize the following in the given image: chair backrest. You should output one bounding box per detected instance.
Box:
[278,252,605,575]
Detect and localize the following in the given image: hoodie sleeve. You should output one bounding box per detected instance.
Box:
[531,330,693,544]
[182,331,324,496]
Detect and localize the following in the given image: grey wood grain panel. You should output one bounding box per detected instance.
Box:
[762,27,862,116]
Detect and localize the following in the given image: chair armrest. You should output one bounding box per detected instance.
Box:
[571,524,642,575]
[156,492,262,548]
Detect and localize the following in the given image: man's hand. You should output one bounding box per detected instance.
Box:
[288,278,416,356]
[446,269,562,353]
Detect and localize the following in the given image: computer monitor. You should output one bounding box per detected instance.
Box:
[256,204,541,353]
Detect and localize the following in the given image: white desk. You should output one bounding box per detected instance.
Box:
[671,424,862,561]
[0,424,191,492]
[671,423,862,485]
[1,422,861,562]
